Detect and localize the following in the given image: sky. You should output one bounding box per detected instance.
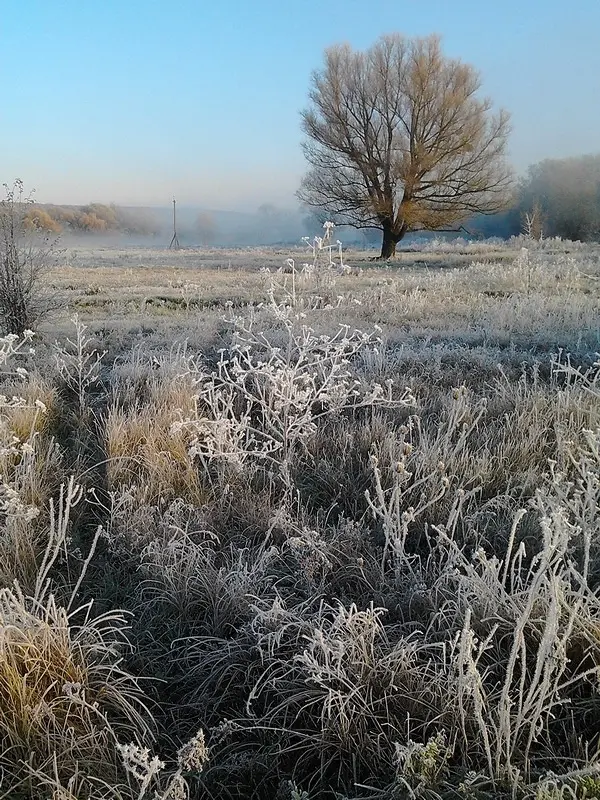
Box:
[1,0,599,211]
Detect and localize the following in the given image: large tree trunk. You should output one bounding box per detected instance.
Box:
[379,221,406,259]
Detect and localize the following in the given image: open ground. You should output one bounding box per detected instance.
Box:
[1,235,600,799]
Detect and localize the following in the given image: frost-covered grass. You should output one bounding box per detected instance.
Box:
[1,235,600,798]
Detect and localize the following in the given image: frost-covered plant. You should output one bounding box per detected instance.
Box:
[0,477,153,799]
[301,220,348,273]
[288,783,311,800]
[0,331,44,467]
[0,329,60,587]
[179,280,202,312]
[364,384,493,578]
[234,597,448,795]
[0,326,35,368]
[394,731,452,789]
[366,445,449,578]
[118,728,208,800]
[54,314,106,414]
[436,486,600,788]
[263,221,350,310]
[117,742,165,798]
[551,350,600,401]
[177,303,415,489]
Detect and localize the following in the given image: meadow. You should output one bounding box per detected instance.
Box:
[1,232,600,799]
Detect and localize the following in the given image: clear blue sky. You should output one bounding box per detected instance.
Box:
[1,0,598,210]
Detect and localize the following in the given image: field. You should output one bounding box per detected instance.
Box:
[1,234,600,799]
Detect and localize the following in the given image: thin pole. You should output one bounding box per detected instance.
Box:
[169,197,180,249]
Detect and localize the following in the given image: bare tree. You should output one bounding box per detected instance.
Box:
[0,180,58,334]
[298,34,513,258]
[521,200,545,241]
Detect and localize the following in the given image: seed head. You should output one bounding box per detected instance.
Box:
[177,729,209,773]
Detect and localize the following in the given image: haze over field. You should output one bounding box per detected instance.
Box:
[1,0,599,214]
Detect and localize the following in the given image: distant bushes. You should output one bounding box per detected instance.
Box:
[24,202,161,236]
[518,154,600,241]
[471,153,600,242]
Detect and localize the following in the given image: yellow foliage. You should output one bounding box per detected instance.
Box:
[24,208,62,234]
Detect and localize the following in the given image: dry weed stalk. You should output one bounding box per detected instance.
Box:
[262,221,350,310]
[54,315,106,414]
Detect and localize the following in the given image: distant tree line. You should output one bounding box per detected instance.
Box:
[470,153,600,242]
[21,153,600,245]
[23,202,161,236]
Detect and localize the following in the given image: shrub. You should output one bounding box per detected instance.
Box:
[0,180,58,334]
